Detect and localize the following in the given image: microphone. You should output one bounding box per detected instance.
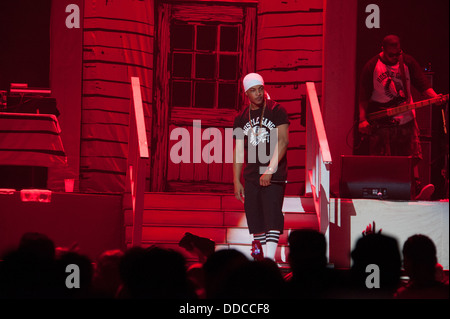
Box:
[270,180,288,184]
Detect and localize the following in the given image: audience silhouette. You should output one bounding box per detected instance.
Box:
[116,246,197,299]
[395,234,449,299]
[55,250,94,299]
[0,230,448,299]
[215,258,286,299]
[346,232,402,299]
[0,232,59,298]
[92,249,124,298]
[285,229,342,298]
[202,248,249,299]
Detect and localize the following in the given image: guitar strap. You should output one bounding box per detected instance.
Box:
[398,53,409,101]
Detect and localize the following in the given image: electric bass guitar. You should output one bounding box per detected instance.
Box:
[367,94,449,123]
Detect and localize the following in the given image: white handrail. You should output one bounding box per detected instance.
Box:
[305,82,332,239]
[126,77,149,246]
[131,77,149,159]
[306,82,332,166]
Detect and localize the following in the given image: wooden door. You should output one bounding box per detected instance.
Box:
[151,1,256,192]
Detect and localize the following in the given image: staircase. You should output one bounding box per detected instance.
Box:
[123,192,318,267]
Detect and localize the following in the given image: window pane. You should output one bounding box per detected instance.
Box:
[197,25,217,51]
[171,24,194,50]
[220,26,238,52]
[218,83,237,109]
[172,53,192,78]
[219,55,238,80]
[195,53,216,79]
[194,81,215,108]
[171,81,191,107]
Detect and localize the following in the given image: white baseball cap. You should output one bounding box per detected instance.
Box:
[243,73,264,92]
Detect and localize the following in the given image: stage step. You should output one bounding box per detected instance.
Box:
[123,192,318,265]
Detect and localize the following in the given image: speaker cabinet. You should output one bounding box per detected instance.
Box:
[340,155,415,200]
[0,165,48,190]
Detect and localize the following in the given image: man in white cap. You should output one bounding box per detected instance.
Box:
[233,72,290,261]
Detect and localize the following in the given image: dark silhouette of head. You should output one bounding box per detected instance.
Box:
[288,229,327,274]
[18,232,55,262]
[402,234,437,283]
[0,232,58,298]
[202,249,249,298]
[217,258,286,299]
[351,233,402,294]
[119,246,195,299]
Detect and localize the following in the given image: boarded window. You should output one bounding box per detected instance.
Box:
[170,22,241,110]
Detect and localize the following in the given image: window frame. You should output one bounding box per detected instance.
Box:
[169,21,242,110]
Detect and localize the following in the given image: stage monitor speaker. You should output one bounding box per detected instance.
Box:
[0,165,48,190]
[340,155,414,200]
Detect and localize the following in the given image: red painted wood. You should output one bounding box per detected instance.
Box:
[126,226,227,243]
[223,211,318,229]
[221,194,245,210]
[258,12,323,29]
[258,0,322,12]
[142,193,222,210]
[124,209,224,226]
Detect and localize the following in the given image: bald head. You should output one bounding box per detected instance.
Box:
[381,35,402,65]
[382,35,401,50]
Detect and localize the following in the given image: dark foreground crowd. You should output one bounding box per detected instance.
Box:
[0,229,448,300]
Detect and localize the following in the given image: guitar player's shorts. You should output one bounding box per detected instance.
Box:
[243,179,285,234]
[368,118,422,163]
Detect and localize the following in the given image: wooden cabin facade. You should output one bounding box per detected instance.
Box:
[58,0,325,196]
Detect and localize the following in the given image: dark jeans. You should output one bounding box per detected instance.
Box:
[244,179,285,234]
[369,119,422,163]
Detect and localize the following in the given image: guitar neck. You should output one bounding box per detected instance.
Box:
[368,94,449,121]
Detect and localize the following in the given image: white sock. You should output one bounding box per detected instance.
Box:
[262,243,267,257]
[266,242,277,260]
[265,230,280,260]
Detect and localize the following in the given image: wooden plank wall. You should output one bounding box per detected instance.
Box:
[256,0,324,195]
[80,0,155,193]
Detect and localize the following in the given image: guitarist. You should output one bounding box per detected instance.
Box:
[358,35,442,200]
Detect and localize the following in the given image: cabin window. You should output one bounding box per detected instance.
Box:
[170,22,241,110]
